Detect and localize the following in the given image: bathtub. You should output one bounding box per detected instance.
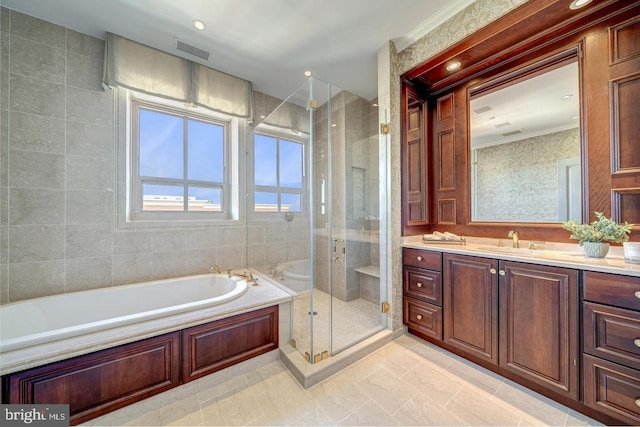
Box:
[0,273,249,353]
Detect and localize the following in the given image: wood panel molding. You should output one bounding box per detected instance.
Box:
[437,131,455,192]
[610,73,640,175]
[437,198,456,225]
[610,15,640,65]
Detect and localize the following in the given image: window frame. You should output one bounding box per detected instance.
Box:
[252,131,307,214]
[121,91,241,226]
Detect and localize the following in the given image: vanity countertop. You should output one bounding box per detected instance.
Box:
[403,236,640,278]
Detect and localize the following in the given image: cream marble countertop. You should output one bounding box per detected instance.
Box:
[0,271,291,376]
[403,236,640,278]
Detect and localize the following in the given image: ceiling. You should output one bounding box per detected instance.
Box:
[471,61,580,149]
[2,0,475,101]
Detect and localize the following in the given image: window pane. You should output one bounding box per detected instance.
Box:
[255,191,278,212]
[139,108,183,179]
[281,193,302,212]
[254,134,277,186]
[279,140,303,188]
[142,183,184,211]
[188,119,224,182]
[188,186,221,211]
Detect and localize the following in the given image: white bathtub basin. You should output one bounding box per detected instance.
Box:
[0,273,248,353]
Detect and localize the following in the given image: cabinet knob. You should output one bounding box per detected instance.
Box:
[416,282,423,288]
[634,338,640,348]
[416,314,423,321]
[636,398,640,408]
[635,291,640,299]
[499,270,506,276]
[417,256,423,261]
[490,268,496,275]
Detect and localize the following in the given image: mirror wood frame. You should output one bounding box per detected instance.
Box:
[400,0,640,242]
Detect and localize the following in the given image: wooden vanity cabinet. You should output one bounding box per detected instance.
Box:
[403,248,443,340]
[443,253,498,364]
[440,254,579,398]
[582,272,640,425]
[499,261,579,400]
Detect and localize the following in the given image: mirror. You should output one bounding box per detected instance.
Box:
[470,58,581,223]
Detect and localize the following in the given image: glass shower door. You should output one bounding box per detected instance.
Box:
[325,90,386,355]
[247,77,386,364]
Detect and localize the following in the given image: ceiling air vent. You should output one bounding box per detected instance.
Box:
[473,105,492,114]
[502,129,523,137]
[176,40,210,60]
[494,122,511,128]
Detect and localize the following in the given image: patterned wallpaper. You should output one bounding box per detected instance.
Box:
[474,128,580,222]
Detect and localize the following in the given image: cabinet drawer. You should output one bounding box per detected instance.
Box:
[584,271,640,311]
[403,248,442,271]
[403,266,442,305]
[583,302,640,371]
[403,297,442,340]
[583,354,640,425]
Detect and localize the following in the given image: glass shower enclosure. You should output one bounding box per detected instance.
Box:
[247,78,386,363]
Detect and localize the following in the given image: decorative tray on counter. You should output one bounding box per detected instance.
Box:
[422,232,466,245]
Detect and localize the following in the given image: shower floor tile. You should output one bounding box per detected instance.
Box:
[291,289,382,357]
[84,335,604,427]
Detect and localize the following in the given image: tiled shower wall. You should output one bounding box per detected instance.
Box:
[0,8,297,304]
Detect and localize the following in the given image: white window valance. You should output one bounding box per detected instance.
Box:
[102,33,253,119]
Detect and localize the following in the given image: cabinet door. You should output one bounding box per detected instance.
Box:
[443,254,498,364]
[499,261,579,399]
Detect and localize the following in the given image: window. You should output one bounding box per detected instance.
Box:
[130,98,230,220]
[253,133,304,212]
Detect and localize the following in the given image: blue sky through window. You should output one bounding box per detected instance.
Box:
[254,133,303,211]
[138,107,225,210]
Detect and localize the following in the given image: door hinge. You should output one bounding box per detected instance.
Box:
[381,301,390,313]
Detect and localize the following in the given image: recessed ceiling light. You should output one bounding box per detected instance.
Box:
[569,0,592,10]
[304,70,312,77]
[192,19,206,31]
[446,61,461,72]
[561,94,573,99]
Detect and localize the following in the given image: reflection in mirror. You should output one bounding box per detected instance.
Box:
[470,60,581,223]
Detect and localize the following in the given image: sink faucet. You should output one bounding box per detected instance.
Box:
[508,231,519,248]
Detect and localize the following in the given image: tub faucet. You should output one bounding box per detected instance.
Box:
[228,270,259,285]
[508,231,519,248]
[209,264,222,274]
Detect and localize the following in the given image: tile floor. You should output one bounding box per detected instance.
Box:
[84,334,604,426]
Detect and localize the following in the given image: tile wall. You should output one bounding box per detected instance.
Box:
[0,8,303,304]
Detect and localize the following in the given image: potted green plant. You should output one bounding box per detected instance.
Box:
[562,212,632,258]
